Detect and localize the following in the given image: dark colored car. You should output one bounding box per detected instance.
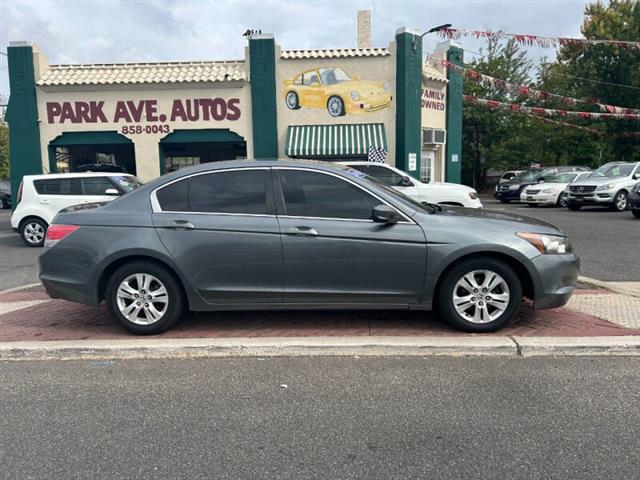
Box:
[0,191,11,209]
[495,166,590,203]
[76,163,126,173]
[630,181,640,218]
[39,160,579,335]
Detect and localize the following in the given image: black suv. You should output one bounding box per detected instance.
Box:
[495,166,591,204]
[630,181,640,218]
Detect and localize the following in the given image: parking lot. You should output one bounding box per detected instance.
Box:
[0,199,638,293]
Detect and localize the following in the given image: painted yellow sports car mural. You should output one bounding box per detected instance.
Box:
[283,67,392,117]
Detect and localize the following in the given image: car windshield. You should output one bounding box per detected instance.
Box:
[110,175,143,193]
[592,164,634,178]
[513,170,542,182]
[320,67,351,85]
[547,173,577,183]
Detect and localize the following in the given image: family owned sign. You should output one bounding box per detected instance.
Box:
[45,98,241,125]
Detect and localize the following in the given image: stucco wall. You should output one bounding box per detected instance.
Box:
[275,43,397,166]
[35,82,253,181]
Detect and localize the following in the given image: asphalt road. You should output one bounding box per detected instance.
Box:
[0,198,637,292]
[482,198,639,281]
[1,356,639,479]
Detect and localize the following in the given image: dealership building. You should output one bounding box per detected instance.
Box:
[6,12,463,201]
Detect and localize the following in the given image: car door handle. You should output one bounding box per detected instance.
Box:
[39,199,50,204]
[170,220,196,230]
[286,226,318,236]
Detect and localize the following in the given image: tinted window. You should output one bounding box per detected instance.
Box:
[348,164,405,186]
[189,170,267,214]
[81,177,114,195]
[33,178,82,195]
[157,179,189,212]
[280,170,379,220]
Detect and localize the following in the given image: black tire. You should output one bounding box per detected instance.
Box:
[567,202,582,211]
[437,258,522,332]
[106,261,185,335]
[632,209,640,218]
[19,217,48,247]
[285,91,300,110]
[556,192,568,208]
[327,95,345,117]
[610,191,628,212]
[499,199,510,204]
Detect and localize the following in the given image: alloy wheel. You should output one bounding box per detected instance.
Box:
[116,273,169,325]
[24,222,45,245]
[452,270,510,324]
[327,96,344,117]
[615,192,627,211]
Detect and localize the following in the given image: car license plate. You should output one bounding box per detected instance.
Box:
[527,196,533,200]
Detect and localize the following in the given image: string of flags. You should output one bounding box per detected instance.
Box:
[441,60,640,115]
[464,95,640,120]
[438,28,640,50]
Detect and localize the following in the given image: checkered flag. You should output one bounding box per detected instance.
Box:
[368,145,387,163]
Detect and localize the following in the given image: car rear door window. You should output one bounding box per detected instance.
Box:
[81,177,114,195]
[189,170,268,214]
[33,178,82,195]
[279,170,378,220]
[156,179,189,212]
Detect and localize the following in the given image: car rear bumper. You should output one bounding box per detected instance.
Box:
[531,253,580,310]
[38,247,100,306]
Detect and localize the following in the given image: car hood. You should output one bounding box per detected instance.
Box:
[417,182,475,192]
[338,80,385,93]
[501,178,538,187]
[431,205,564,233]
[528,182,567,190]
[571,176,625,186]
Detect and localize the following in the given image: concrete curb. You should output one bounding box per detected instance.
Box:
[578,276,640,298]
[1,336,639,361]
[0,282,42,296]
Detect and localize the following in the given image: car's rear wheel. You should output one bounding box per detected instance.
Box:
[106,261,184,335]
[611,191,628,212]
[327,96,345,117]
[557,192,568,208]
[567,202,582,211]
[285,91,300,110]
[20,218,47,247]
[438,258,522,332]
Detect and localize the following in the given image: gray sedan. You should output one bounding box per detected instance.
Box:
[38,160,579,334]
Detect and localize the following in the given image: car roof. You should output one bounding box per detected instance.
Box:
[24,172,134,180]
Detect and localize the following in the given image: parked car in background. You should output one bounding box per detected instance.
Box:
[498,170,523,184]
[628,181,640,218]
[11,173,143,247]
[495,166,590,203]
[520,171,592,208]
[0,191,11,209]
[566,162,640,212]
[341,161,482,208]
[39,160,578,335]
[76,163,126,173]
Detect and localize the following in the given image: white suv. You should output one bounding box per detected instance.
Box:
[341,162,482,208]
[11,173,142,247]
[566,162,640,212]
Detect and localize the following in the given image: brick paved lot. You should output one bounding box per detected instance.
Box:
[1,287,638,342]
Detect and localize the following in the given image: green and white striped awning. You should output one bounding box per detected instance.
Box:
[285,123,387,158]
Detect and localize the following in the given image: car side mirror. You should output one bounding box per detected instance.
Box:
[399,175,413,187]
[538,178,545,183]
[372,204,399,224]
[634,172,640,179]
[105,188,120,196]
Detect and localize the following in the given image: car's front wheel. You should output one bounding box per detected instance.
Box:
[106,261,185,335]
[557,192,569,208]
[20,218,48,247]
[611,191,628,212]
[327,96,345,117]
[438,258,522,332]
[285,91,300,110]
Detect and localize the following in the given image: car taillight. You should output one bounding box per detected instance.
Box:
[17,181,23,204]
[44,225,80,247]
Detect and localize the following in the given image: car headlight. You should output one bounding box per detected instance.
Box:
[351,91,360,100]
[508,184,520,190]
[517,232,572,254]
[541,188,556,194]
[383,81,390,92]
[468,191,478,200]
[596,183,615,191]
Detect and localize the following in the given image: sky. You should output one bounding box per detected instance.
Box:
[0,0,593,101]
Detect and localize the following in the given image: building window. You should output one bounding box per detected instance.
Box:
[165,156,200,173]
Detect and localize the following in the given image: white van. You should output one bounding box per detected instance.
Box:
[11,173,142,247]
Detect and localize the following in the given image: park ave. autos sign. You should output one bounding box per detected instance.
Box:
[45,98,241,134]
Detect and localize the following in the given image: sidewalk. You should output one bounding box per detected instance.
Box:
[1,283,639,358]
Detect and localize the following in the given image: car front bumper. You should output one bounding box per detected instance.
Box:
[567,191,614,205]
[495,189,523,201]
[530,253,580,310]
[520,191,559,205]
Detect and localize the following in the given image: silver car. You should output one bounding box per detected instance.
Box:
[567,162,640,211]
[38,160,579,334]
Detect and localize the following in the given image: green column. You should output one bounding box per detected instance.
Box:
[394,28,422,179]
[5,44,43,208]
[248,34,278,159]
[445,44,463,184]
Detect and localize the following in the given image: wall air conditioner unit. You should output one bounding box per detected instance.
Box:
[422,128,446,145]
